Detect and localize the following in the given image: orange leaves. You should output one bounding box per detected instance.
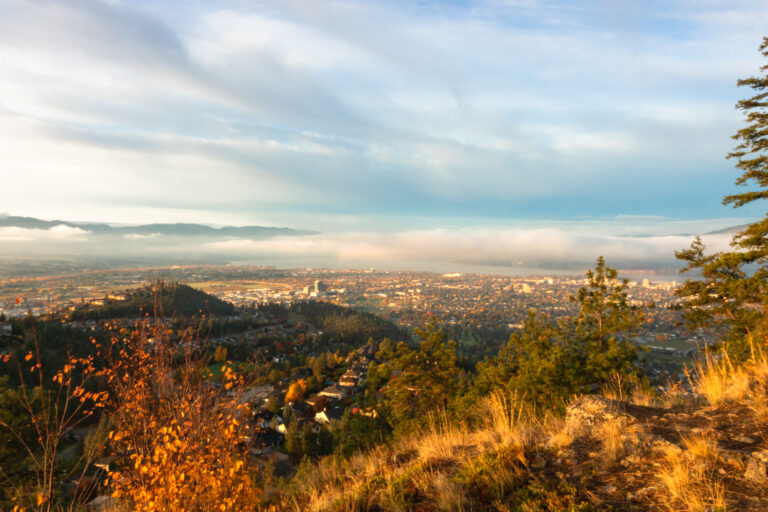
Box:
[104,319,260,511]
[285,378,308,402]
[35,492,48,506]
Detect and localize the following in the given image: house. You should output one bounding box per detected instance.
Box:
[338,376,357,388]
[341,368,360,379]
[251,408,274,429]
[241,385,276,406]
[285,401,315,420]
[305,395,327,409]
[250,428,283,455]
[318,384,347,400]
[315,405,345,425]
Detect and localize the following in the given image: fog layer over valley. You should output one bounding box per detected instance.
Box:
[0,215,742,273]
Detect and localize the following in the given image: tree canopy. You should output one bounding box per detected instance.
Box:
[676,37,768,360]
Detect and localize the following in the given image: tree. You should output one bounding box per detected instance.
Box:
[0,322,109,511]
[469,257,642,414]
[676,37,768,360]
[568,256,643,383]
[333,408,392,458]
[381,320,459,433]
[471,310,572,413]
[285,379,307,403]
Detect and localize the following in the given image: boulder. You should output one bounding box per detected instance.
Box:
[565,395,629,437]
[744,450,768,484]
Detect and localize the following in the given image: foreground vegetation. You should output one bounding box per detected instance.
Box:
[287,348,768,511]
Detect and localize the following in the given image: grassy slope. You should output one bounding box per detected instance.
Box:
[284,352,768,512]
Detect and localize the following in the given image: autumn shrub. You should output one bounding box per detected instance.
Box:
[104,320,260,511]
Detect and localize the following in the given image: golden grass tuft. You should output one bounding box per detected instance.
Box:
[660,379,690,409]
[418,470,466,512]
[681,432,718,464]
[601,372,658,407]
[542,415,572,451]
[657,450,726,512]
[594,416,643,463]
[289,390,540,511]
[692,343,768,409]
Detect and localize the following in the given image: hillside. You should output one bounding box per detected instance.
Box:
[69,282,235,320]
[0,215,316,238]
[286,353,768,512]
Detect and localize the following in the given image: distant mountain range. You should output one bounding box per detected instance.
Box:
[0,216,317,239]
[705,224,750,235]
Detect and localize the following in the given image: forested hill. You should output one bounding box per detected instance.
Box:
[69,282,235,320]
[258,301,407,346]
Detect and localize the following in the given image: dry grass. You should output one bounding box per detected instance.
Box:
[660,379,690,409]
[292,349,768,512]
[657,450,726,512]
[290,391,536,512]
[590,413,645,465]
[657,430,725,511]
[691,342,768,408]
[417,470,466,511]
[542,415,572,451]
[681,432,718,464]
[601,372,658,407]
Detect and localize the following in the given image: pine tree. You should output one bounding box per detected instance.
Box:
[468,257,641,414]
[676,37,768,360]
[382,320,458,433]
[569,256,643,383]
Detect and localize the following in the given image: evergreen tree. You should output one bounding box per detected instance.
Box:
[676,37,768,360]
[382,320,459,433]
[568,256,642,383]
[469,257,641,414]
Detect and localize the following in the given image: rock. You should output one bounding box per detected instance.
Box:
[736,436,755,444]
[629,486,656,501]
[566,395,630,437]
[88,496,119,511]
[744,451,768,484]
[651,438,682,456]
[530,453,547,469]
[600,484,618,494]
[620,452,645,467]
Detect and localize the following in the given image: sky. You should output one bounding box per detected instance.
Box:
[1,0,767,271]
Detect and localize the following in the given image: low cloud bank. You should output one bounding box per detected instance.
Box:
[0,224,734,273]
[208,228,733,273]
[0,225,90,242]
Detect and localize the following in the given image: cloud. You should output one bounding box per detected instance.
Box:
[0,214,746,272]
[206,227,733,272]
[1,0,766,227]
[0,225,90,242]
[123,233,161,239]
